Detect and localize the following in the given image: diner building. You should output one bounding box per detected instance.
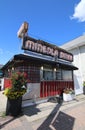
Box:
[1,22,78,104]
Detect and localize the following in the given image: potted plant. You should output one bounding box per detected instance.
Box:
[4,72,28,116]
[63,88,75,101]
[83,81,85,95]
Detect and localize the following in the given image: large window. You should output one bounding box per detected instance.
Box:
[40,66,54,81]
[62,70,73,80]
[40,67,73,81]
[43,70,54,80]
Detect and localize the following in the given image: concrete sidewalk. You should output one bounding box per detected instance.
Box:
[31,99,85,130]
[0,115,33,130]
[23,94,85,122]
[23,94,85,130]
[0,93,85,130]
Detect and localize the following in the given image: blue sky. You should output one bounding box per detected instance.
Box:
[0,0,85,65]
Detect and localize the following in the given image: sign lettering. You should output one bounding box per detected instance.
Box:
[22,39,73,62]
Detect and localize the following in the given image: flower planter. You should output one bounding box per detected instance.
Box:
[63,93,75,101]
[6,97,22,116]
[4,72,27,116]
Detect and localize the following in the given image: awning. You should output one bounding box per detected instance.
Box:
[2,54,78,70]
[58,62,78,70]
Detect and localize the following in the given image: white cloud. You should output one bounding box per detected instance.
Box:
[71,0,85,22]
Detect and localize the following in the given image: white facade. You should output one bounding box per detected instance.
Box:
[61,35,85,95]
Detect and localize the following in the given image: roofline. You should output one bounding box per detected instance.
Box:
[1,53,78,70]
[60,35,85,50]
[24,36,73,54]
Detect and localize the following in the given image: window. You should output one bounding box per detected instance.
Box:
[62,70,73,80]
[43,70,54,80]
[40,66,54,81]
[56,69,62,80]
[0,70,3,77]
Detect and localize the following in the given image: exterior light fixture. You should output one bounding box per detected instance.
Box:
[8,69,10,72]
[54,68,56,72]
[12,67,14,71]
[41,66,43,70]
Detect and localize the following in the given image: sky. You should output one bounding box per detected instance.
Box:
[0,0,85,65]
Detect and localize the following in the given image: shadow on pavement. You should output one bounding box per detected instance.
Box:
[37,99,75,130]
[0,116,15,129]
[22,104,41,116]
[51,111,75,130]
[22,96,62,117]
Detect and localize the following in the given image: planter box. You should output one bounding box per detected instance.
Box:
[6,97,22,116]
[63,93,75,101]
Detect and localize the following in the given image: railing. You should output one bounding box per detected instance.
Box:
[40,80,74,98]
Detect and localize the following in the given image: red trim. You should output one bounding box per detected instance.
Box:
[4,78,12,89]
[40,81,74,98]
